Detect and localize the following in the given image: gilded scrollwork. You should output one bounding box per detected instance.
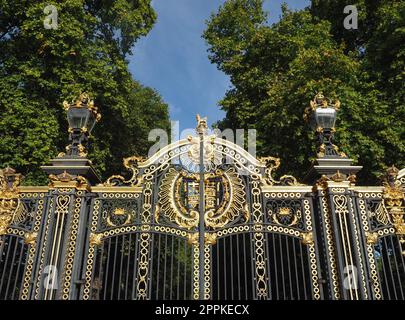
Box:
[104,156,146,187]
[259,156,301,186]
[382,166,405,235]
[0,167,26,235]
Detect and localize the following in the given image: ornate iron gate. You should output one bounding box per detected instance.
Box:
[0,117,404,300]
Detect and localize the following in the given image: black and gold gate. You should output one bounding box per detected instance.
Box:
[73,115,324,300]
[0,116,404,300]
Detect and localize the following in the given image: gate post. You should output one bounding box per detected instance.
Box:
[317,175,369,299]
[31,172,92,300]
[308,157,370,300]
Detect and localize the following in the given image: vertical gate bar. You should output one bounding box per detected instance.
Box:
[216,238,220,299]
[183,239,187,299]
[177,237,180,299]
[272,233,278,299]
[132,232,139,299]
[279,235,286,299]
[12,239,25,300]
[4,236,19,298]
[264,233,271,300]
[392,237,405,298]
[249,231,255,299]
[378,241,390,299]
[384,237,397,299]
[0,236,13,295]
[97,239,104,300]
[230,235,234,299]
[285,236,292,299]
[170,235,174,299]
[118,234,125,300]
[111,235,118,299]
[198,128,205,300]
[0,237,5,293]
[156,233,161,299]
[299,242,308,299]
[243,233,248,300]
[236,234,241,300]
[224,237,227,299]
[292,237,300,300]
[0,235,6,261]
[163,234,168,299]
[103,238,112,300]
[125,233,132,300]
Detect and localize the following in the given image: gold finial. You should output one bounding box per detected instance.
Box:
[196,114,208,135]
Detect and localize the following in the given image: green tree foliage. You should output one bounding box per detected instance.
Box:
[0,0,170,184]
[203,0,404,183]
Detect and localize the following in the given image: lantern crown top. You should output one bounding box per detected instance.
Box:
[63,93,101,122]
[310,92,340,110]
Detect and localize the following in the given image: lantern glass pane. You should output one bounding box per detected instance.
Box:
[315,107,336,129]
[87,113,97,133]
[67,107,90,129]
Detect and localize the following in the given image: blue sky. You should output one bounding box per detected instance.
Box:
[129,0,310,132]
